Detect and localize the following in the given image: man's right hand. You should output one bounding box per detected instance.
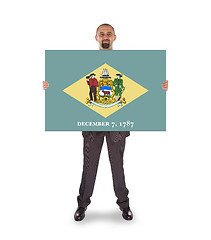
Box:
[43,81,49,90]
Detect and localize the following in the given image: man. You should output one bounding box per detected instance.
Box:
[86,73,98,102]
[43,23,168,222]
[113,73,124,101]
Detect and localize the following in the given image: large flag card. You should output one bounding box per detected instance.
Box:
[45,50,166,131]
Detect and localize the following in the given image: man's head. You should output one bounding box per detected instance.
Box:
[95,24,116,50]
[90,73,95,79]
[116,74,122,79]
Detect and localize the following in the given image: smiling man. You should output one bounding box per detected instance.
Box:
[43,23,168,222]
[74,24,134,222]
[95,24,116,50]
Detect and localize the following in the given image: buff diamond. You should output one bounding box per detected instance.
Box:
[63,63,148,118]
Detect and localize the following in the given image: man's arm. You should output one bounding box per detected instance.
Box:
[95,78,98,87]
[120,79,124,88]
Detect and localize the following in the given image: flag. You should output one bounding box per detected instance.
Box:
[45,50,166,131]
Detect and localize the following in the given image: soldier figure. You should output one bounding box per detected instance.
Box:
[113,73,125,101]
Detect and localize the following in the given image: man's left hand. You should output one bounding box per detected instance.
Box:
[162,80,168,91]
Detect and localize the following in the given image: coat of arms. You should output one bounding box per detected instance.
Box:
[85,68,126,108]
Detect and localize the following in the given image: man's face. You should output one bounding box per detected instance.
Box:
[95,25,116,50]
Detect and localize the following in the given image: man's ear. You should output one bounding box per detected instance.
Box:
[95,35,98,41]
[114,35,116,41]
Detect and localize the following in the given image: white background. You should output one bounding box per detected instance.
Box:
[0,0,211,239]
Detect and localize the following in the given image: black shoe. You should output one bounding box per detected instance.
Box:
[74,207,86,221]
[120,207,133,220]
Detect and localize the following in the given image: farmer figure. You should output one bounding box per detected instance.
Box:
[86,73,98,102]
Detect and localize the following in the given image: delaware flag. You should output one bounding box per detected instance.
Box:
[45,50,166,131]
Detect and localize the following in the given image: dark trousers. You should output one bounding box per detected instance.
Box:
[77,132,129,209]
[89,86,97,101]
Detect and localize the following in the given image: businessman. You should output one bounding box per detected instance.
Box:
[43,23,168,221]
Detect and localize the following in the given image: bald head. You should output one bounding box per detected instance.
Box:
[96,23,115,36]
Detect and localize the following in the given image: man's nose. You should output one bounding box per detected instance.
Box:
[102,34,110,39]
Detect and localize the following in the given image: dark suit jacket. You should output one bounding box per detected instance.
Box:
[82,131,130,142]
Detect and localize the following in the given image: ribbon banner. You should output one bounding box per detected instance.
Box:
[45,50,166,131]
[89,100,122,108]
